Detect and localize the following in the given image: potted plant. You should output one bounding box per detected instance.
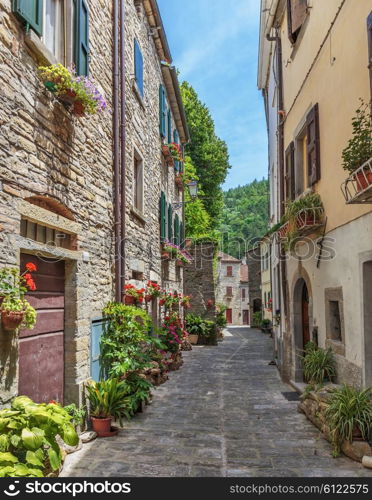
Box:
[175,173,184,189]
[168,143,182,163]
[85,378,130,437]
[325,385,372,457]
[261,318,272,333]
[123,284,145,305]
[180,295,191,309]
[342,99,372,191]
[39,64,107,116]
[0,263,37,331]
[303,344,336,384]
[145,281,161,302]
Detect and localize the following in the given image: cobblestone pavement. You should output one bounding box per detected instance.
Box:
[62,327,371,477]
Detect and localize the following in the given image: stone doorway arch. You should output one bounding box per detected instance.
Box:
[293,275,312,382]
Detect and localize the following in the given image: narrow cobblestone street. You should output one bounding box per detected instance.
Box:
[62,328,371,477]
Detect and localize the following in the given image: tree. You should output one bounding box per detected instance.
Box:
[220,179,269,258]
[181,82,230,227]
[183,155,211,236]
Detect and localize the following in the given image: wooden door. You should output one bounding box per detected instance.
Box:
[19,254,65,404]
[243,310,249,325]
[302,283,310,347]
[226,308,232,324]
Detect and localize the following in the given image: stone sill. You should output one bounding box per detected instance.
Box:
[130,207,146,225]
[25,29,57,66]
[326,338,345,357]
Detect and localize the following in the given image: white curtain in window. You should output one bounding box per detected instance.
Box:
[44,0,65,62]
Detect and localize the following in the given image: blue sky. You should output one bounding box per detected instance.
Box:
[157,0,268,190]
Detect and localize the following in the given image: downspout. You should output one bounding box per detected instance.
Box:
[113,0,121,302]
[120,0,126,298]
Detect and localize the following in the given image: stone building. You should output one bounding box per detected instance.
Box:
[258,0,372,386]
[0,0,188,407]
[247,246,262,327]
[215,252,249,325]
[260,237,272,322]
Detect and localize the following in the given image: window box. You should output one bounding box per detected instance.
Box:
[162,144,174,167]
[277,207,324,239]
[341,157,372,204]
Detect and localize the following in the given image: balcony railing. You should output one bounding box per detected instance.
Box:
[277,207,325,240]
[341,157,372,204]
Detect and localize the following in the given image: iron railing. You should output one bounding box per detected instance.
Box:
[341,157,372,204]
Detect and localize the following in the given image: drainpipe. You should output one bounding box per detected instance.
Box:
[120,0,126,298]
[113,0,121,302]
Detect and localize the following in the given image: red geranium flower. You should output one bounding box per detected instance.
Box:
[25,262,37,272]
[24,273,32,280]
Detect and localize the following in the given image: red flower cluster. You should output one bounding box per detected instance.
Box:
[23,262,37,291]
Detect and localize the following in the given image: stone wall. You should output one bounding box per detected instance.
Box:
[0,0,115,406]
[184,244,217,321]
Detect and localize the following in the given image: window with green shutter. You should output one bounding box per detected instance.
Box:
[134,39,143,97]
[173,129,179,172]
[75,0,90,76]
[13,0,43,36]
[180,222,184,248]
[160,192,166,241]
[159,84,166,138]
[167,109,172,143]
[168,204,173,242]
[174,214,180,247]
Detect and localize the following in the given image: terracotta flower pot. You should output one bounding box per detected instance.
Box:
[91,416,118,437]
[1,310,24,331]
[188,334,199,345]
[161,251,170,260]
[124,295,136,305]
[355,170,372,192]
[73,101,85,117]
[59,89,77,105]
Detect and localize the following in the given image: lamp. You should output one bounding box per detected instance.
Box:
[187,180,198,199]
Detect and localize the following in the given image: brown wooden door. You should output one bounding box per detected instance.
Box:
[302,283,310,347]
[243,310,249,325]
[19,254,65,404]
[226,309,232,324]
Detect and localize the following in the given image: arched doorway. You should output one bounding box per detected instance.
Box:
[293,277,312,381]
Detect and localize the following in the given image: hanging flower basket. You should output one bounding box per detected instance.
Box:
[1,310,25,331]
[175,175,184,189]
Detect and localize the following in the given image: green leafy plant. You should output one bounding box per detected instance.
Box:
[261,319,271,328]
[1,297,37,329]
[63,404,86,428]
[252,311,262,328]
[342,99,372,174]
[216,303,227,328]
[85,379,131,426]
[0,396,78,477]
[184,314,217,345]
[282,193,324,251]
[325,385,372,456]
[303,345,335,384]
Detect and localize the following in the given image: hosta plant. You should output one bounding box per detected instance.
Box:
[303,345,336,384]
[325,385,372,456]
[0,396,78,477]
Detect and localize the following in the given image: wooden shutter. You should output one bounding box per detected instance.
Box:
[227,266,233,277]
[159,84,166,138]
[168,204,173,242]
[368,12,372,99]
[167,109,172,143]
[242,288,246,299]
[173,129,180,172]
[174,214,180,246]
[75,0,90,76]
[134,39,144,97]
[285,142,295,201]
[13,0,43,36]
[160,192,166,241]
[306,103,321,186]
[226,287,233,297]
[287,0,307,44]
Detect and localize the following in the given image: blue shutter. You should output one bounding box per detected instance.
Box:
[134,39,144,97]
[159,84,166,138]
[160,192,166,241]
[13,0,43,36]
[168,204,173,242]
[75,0,90,76]
[167,109,172,143]
[91,319,106,381]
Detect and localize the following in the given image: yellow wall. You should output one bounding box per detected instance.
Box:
[280,0,371,232]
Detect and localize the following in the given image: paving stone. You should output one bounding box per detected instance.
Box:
[61,328,372,478]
